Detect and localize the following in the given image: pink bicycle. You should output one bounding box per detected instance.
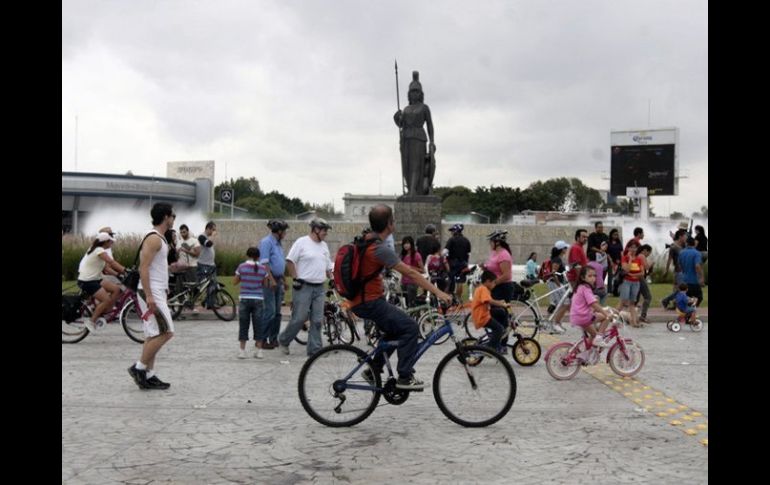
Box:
[544,312,645,380]
[61,271,146,344]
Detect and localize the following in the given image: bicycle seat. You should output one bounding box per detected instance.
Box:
[518,279,536,288]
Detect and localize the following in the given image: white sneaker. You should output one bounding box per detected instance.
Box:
[551,323,566,334]
[237,349,247,359]
[95,317,107,329]
[279,344,290,355]
[84,319,97,333]
[253,348,264,359]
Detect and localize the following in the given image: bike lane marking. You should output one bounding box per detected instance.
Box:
[537,332,708,448]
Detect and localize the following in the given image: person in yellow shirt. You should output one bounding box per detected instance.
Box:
[471,270,511,351]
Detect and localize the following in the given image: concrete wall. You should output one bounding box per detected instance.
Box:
[213,219,614,265]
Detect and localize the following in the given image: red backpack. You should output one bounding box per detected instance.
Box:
[333,236,382,300]
[538,259,552,281]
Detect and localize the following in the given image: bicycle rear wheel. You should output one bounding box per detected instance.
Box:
[62,303,90,344]
[433,345,516,427]
[298,344,381,427]
[212,289,236,321]
[120,299,145,344]
[544,342,580,380]
[167,291,187,320]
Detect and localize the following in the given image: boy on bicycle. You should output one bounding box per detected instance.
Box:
[470,270,510,352]
[674,283,698,324]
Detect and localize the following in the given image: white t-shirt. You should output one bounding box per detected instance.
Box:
[78,247,106,281]
[286,235,333,284]
[138,230,169,291]
[177,235,200,267]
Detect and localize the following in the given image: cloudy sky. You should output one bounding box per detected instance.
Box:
[62,0,708,216]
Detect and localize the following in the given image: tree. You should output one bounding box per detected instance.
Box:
[670,211,685,219]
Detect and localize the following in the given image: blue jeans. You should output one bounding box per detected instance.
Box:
[351,297,419,379]
[662,272,684,307]
[197,264,217,307]
[262,280,285,344]
[238,299,264,342]
[278,283,326,355]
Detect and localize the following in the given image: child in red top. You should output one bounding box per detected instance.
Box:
[471,270,510,351]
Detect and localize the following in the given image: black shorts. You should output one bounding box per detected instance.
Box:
[77,280,102,296]
[449,260,469,283]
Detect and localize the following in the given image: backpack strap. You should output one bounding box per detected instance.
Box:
[132,231,164,268]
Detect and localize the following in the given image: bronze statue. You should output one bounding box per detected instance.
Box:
[394,70,436,195]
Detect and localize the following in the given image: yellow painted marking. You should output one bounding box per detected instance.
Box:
[539,333,707,448]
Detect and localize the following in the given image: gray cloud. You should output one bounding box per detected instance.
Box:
[62,0,707,214]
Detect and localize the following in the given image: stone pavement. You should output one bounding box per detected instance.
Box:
[62,308,707,484]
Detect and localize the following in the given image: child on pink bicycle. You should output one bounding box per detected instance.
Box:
[570,266,612,348]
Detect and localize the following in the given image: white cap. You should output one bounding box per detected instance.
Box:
[554,240,570,250]
[96,232,115,242]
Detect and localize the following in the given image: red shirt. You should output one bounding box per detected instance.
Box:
[567,243,588,282]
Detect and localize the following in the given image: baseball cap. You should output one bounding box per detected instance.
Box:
[554,240,570,250]
[96,232,115,242]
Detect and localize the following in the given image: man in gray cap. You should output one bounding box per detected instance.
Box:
[278,217,334,356]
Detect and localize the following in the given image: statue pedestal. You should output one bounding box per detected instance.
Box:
[394,195,442,243]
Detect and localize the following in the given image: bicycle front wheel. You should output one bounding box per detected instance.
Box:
[418,310,448,344]
[511,337,541,366]
[508,300,539,339]
[212,289,236,321]
[120,299,145,344]
[433,345,516,427]
[298,344,381,427]
[608,340,645,377]
[294,321,309,345]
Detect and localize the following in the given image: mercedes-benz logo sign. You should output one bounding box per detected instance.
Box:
[221,190,232,202]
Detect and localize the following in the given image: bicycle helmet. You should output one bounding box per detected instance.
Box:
[449,223,464,233]
[486,229,508,242]
[267,219,289,232]
[309,217,332,231]
[424,223,437,234]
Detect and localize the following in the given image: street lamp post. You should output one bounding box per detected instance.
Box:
[470,211,490,223]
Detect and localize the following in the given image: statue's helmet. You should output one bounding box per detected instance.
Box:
[408,71,422,93]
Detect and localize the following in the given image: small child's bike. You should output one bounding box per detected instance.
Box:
[666,311,704,333]
[544,310,645,380]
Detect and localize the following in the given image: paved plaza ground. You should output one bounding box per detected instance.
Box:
[62,308,708,484]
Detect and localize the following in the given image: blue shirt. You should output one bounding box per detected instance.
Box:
[678,247,702,285]
[259,233,285,278]
[235,261,267,299]
[675,292,694,313]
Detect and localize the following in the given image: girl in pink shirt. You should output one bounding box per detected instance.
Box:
[570,266,612,347]
[400,236,423,307]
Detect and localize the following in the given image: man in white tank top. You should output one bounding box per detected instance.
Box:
[128,202,176,390]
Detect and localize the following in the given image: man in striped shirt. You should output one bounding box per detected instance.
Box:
[234,247,268,359]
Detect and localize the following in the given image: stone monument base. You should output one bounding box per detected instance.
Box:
[394,195,442,243]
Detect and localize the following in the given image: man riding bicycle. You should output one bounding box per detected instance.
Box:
[349,205,452,390]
